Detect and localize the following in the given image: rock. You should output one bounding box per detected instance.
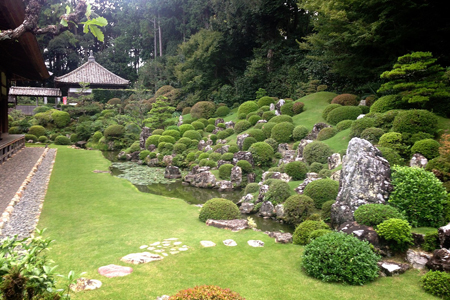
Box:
[156,295,170,300]
[237,134,250,150]
[359,100,367,106]
[177,115,183,126]
[269,103,275,111]
[256,119,267,124]
[204,145,213,152]
[412,233,425,247]
[198,140,213,151]
[147,158,159,167]
[240,203,254,214]
[410,153,428,168]
[70,278,102,292]
[139,127,151,149]
[275,204,285,218]
[357,114,365,120]
[278,143,289,156]
[217,180,233,192]
[191,166,211,175]
[427,248,450,271]
[331,138,392,227]
[216,139,228,145]
[267,231,292,244]
[117,151,127,160]
[98,265,133,278]
[261,171,291,182]
[248,240,264,247]
[162,155,173,166]
[164,166,181,179]
[148,144,156,152]
[328,153,342,170]
[212,127,224,134]
[330,170,341,181]
[439,223,450,249]
[238,193,254,204]
[76,141,87,148]
[233,151,254,167]
[275,99,285,115]
[307,123,331,140]
[247,173,256,183]
[214,145,230,155]
[225,121,235,129]
[183,171,216,188]
[406,249,431,270]
[200,241,216,247]
[259,201,274,218]
[215,118,225,126]
[338,221,382,249]
[257,184,269,203]
[121,252,164,264]
[205,219,249,231]
[295,173,320,194]
[279,150,296,165]
[223,239,237,246]
[230,166,242,186]
[296,139,313,159]
[378,261,410,276]
[216,160,230,168]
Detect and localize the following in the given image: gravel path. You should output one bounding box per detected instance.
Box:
[0,148,56,239]
[0,147,45,214]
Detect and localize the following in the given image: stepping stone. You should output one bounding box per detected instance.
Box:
[248,240,264,247]
[170,251,179,255]
[170,248,176,251]
[98,264,133,278]
[154,250,163,253]
[179,247,188,251]
[150,242,161,246]
[162,253,168,257]
[139,245,148,249]
[147,247,155,250]
[164,238,178,241]
[173,242,182,245]
[223,239,237,247]
[200,241,216,247]
[157,245,162,248]
[121,252,164,265]
[70,278,102,292]
[162,243,170,246]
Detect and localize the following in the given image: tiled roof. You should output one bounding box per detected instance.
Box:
[9,86,62,97]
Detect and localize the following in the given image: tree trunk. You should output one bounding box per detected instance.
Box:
[158,13,162,57]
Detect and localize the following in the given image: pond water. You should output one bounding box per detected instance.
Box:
[103,151,294,233]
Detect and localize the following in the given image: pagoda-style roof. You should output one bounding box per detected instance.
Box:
[54,53,129,88]
[9,86,62,97]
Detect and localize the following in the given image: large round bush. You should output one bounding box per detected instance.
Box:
[244,183,260,194]
[389,165,447,227]
[169,285,245,300]
[215,106,230,117]
[183,130,202,141]
[392,109,438,136]
[262,111,276,121]
[411,139,441,159]
[293,102,305,114]
[270,122,294,143]
[242,137,257,151]
[146,135,161,148]
[28,125,46,138]
[354,204,405,227]
[303,179,339,209]
[331,94,359,106]
[179,124,195,135]
[25,134,38,143]
[199,198,241,222]
[378,132,404,153]
[326,106,362,125]
[350,117,375,138]
[190,101,215,119]
[283,195,314,226]
[361,127,385,144]
[293,220,329,245]
[421,271,450,299]
[293,125,309,141]
[264,179,291,205]
[370,95,402,113]
[234,120,252,134]
[376,218,413,252]
[336,120,353,131]
[303,141,333,164]
[302,232,380,285]
[236,160,252,173]
[270,115,293,124]
[191,121,205,130]
[162,129,181,140]
[280,101,294,116]
[248,115,261,126]
[261,122,276,138]
[247,129,265,142]
[248,142,274,167]
[54,135,70,145]
[238,101,258,115]
[218,164,234,180]
[258,96,275,107]
[322,104,341,120]
[51,110,70,128]
[317,127,337,141]
[104,125,125,139]
[284,161,308,180]
[159,135,176,144]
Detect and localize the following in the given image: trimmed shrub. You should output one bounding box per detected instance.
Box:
[262,111,276,121]
[331,94,359,106]
[205,124,215,133]
[392,109,438,136]
[321,200,335,222]
[350,117,375,138]
[179,124,195,136]
[217,130,231,140]
[322,104,343,121]
[309,162,324,173]
[162,129,181,141]
[183,130,202,141]
[271,122,294,143]
[336,120,353,131]
[422,231,440,252]
[249,142,274,167]
[293,220,329,245]
[51,110,70,128]
[152,129,164,135]
[198,118,209,126]
[247,129,265,142]
[177,137,192,147]
[304,179,339,209]
[186,152,196,162]
[54,135,70,145]
[303,141,333,164]
[326,106,362,125]
[284,161,308,180]
[92,131,103,142]
[280,101,294,116]
[376,218,413,252]
[173,143,187,154]
[248,115,261,126]
[38,136,48,143]
[28,125,46,138]
[378,147,405,166]
[309,229,332,242]
[361,127,385,144]
[264,179,292,205]
[220,152,234,161]
[139,150,150,160]
[234,120,252,134]
[191,121,205,130]
[258,96,275,107]
[146,135,161,148]
[283,195,315,226]
[25,134,38,142]
[159,135,176,144]
[245,183,260,194]
[236,160,252,173]
[238,113,246,120]
[292,125,309,141]
[354,204,405,227]
[264,138,278,151]
[104,125,125,139]
[389,165,447,227]
[317,127,337,141]
[218,164,234,180]
[270,115,293,124]
[8,127,22,134]
[261,122,277,138]
[319,169,332,178]
[378,132,405,153]
[421,271,450,299]
[228,145,239,153]
[199,159,217,168]
[293,102,305,114]
[302,232,380,285]
[70,133,79,143]
[209,152,221,162]
[199,198,240,222]
[190,101,215,119]
[370,95,402,113]
[411,139,441,159]
[169,285,245,300]
[242,137,257,151]
[238,101,259,115]
[215,106,230,117]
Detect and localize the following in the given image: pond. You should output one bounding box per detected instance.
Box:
[103,151,294,233]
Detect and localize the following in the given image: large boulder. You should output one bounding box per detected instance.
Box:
[338,221,381,249]
[233,151,254,167]
[377,261,410,277]
[225,121,235,129]
[266,231,293,244]
[262,171,291,183]
[247,173,256,183]
[410,153,428,168]
[279,150,296,165]
[257,184,269,203]
[438,223,450,249]
[307,122,331,140]
[275,204,284,218]
[328,153,342,170]
[164,166,181,179]
[205,219,249,231]
[427,248,450,272]
[275,99,285,115]
[198,139,213,151]
[237,134,250,150]
[217,180,233,192]
[296,139,313,160]
[214,144,230,155]
[294,172,320,194]
[183,168,216,188]
[259,201,274,218]
[139,127,151,149]
[331,138,392,227]
[240,203,254,214]
[406,249,431,270]
[162,155,173,166]
[230,166,242,186]
[278,143,289,156]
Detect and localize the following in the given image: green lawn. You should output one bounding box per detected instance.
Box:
[37,147,435,300]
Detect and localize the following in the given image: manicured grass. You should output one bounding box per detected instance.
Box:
[323,128,351,154]
[293,92,337,129]
[38,146,434,300]
[411,227,438,235]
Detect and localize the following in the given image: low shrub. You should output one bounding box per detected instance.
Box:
[309,162,324,173]
[191,121,205,130]
[284,161,308,180]
[422,231,440,252]
[376,218,413,252]
[8,127,22,134]
[146,135,161,148]
[317,127,337,141]
[293,220,329,245]
[280,101,294,116]
[162,129,181,140]
[292,125,309,141]
[321,200,335,222]
[271,122,294,143]
[70,133,79,143]
[234,120,252,134]
[248,142,274,167]
[221,152,234,161]
[238,101,259,115]
[293,102,305,114]
[283,195,315,226]
[25,134,38,142]
[270,115,293,124]
[242,137,257,151]
[350,117,375,138]
[378,132,405,153]
[302,232,380,285]
[263,138,277,151]
[262,111,276,121]
[378,146,405,166]
[215,106,230,117]
[217,130,231,140]
[179,124,195,135]
[199,198,241,222]
[331,94,359,106]
[392,109,438,136]
[104,124,125,139]
[191,101,215,119]
[303,141,333,164]
[199,159,217,168]
[421,271,450,299]
[411,139,441,159]
[354,204,405,227]
[183,130,202,141]
[51,110,70,127]
[309,229,332,242]
[326,106,362,125]
[248,115,261,126]
[28,125,46,138]
[219,164,234,180]
[303,179,339,209]
[159,135,176,144]
[205,124,215,133]
[173,143,187,154]
[258,96,275,107]
[236,160,252,173]
[38,136,48,143]
[261,122,277,138]
[54,135,70,145]
[336,120,353,131]
[92,131,103,142]
[244,183,260,194]
[228,144,239,153]
[247,129,265,142]
[361,127,385,144]
[322,104,342,120]
[152,129,164,135]
[169,285,245,300]
[370,95,402,113]
[139,150,150,160]
[264,179,291,205]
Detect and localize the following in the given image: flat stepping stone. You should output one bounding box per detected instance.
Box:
[139,245,148,249]
[147,247,155,250]
[173,242,182,245]
[154,249,163,253]
[200,241,216,247]
[223,239,237,247]
[164,238,178,241]
[170,251,179,255]
[150,242,161,246]
[162,243,170,246]
[121,252,164,265]
[162,253,168,257]
[248,240,264,247]
[179,247,189,251]
[70,278,102,292]
[98,264,133,278]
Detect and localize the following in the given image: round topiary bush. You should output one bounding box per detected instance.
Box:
[317,127,338,141]
[378,132,404,153]
[263,138,277,151]
[270,122,295,143]
[261,122,277,138]
[392,109,438,136]
[159,135,176,144]
[248,142,274,167]
[309,229,332,243]
[244,183,260,194]
[190,101,216,119]
[293,220,329,245]
[234,120,252,134]
[25,134,38,143]
[376,218,413,252]
[183,130,202,141]
[8,127,22,134]
[191,121,205,131]
[173,143,187,154]
[331,94,359,106]
[354,204,405,227]
[242,137,257,151]
[326,106,362,125]
[293,102,305,114]
[215,106,230,117]
[217,130,232,140]
[28,125,46,138]
[247,129,265,142]
[284,161,308,180]
[219,164,234,180]
[152,129,164,135]
[54,135,70,145]
[258,96,275,108]
[350,117,376,138]
[303,141,333,164]
[421,271,450,299]
[162,129,181,141]
[199,198,241,222]
[378,147,405,166]
[248,115,261,126]
[322,104,342,120]
[238,101,259,115]
[370,95,402,113]
[169,285,245,300]
[146,135,161,148]
[70,133,79,143]
[280,101,294,116]
[262,111,276,121]
[292,125,309,141]
[139,150,150,160]
[309,162,324,173]
[336,120,353,131]
[411,139,441,159]
[264,179,292,205]
[270,115,293,124]
[283,195,315,226]
[236,160,252,173]
[205,124,215,133]
[38,136,48,143]
[303,179,339,209]
[220,152,234,161]
[51,110,70,128]
[92,131,103,143]
[179,124,195,136]
[321,200,335,222]
[302,232,380,285]
[104,125,125,139]
[389,165,447,227]
[360,127,385,144]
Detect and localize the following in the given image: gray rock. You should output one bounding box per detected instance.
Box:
[240,203,254,214]
[275,204,285,218]
[270,103,275,111]
[278,143,289,156]
[307,123,331,140]
[331,138,392,227]
[164,166,181,179]
[357,114,365,119]
[410,153,428,168]
[230,166,242,186]
[279,150,296,165]
[212,127,224,134]
[70,278,102,292]
[296,139,313,159]
[262,171,291,183]
[225,121,235,129]
[140,127,151,149]
[162,155,173,166]
[148,144,156,152]
[257,184,269,203]
[427,248,450,272]
[328,153,342,170]
[406,249,431,270]
[198,140,213,151]
[330,170,341,181]
[259,201,274,218]
[183,169,216,188]
[237,134,250,150]
[232,151,254,167]
[217,160,232,168]
[216,139,228,145]
[247,173,256,183]
[239,193,254,204]
[147,158,159,167]
[204,145,213,152]
[359,99,367,106]
[217,181,233,192]
[191,166,211,175]
[206,219,249,231]
[275,99,285,115]
[248,240,264,247]
[256,119,267,124]
[378,261,410,276]
[215,118,225,126]
[338,221,381,249]
[439,223,450,249]
[177,115,183,126]
[295,173,320,194]
[266,231,292,244]
[214,145,230,155]
[117,151,127,160]
[121,252,163,265]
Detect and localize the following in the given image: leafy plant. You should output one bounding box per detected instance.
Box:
[169,285,245,300]
[376,218,413,252]
[283,195,314,226]
[421,271,450,299]
[354,204,406,227]
[293,220,329,245]
[303,179,339,209]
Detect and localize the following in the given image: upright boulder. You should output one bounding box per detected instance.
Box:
[139,127,151,149]
[331,138,392,227]
[307,123,331,140]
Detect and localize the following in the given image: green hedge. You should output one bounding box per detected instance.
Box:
[28,125,46,138]
[283,195,314,226]
[354,204,405,227]
[326,106,362,125]
[392,109,438,136]
[248,142,274,167]
[411,139,441,159]
[303,141,333,164]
